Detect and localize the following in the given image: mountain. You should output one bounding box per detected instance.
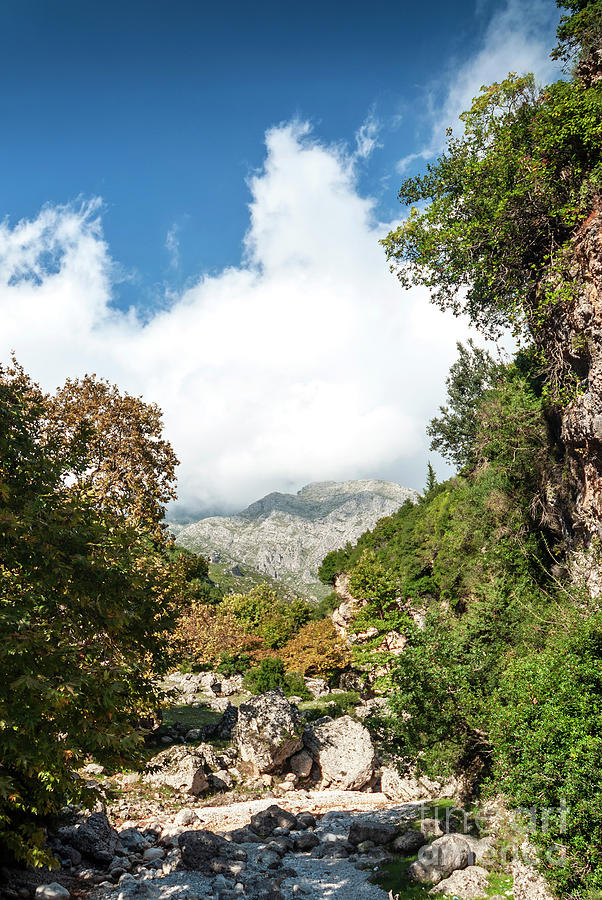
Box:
[171,479,418,597]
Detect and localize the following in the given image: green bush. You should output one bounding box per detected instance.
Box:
[490,610,602,896]
[243,658,287,694]
[217,652,252,677]
[282,671,312,701]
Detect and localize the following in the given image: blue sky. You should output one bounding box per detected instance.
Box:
[0,0,561,516]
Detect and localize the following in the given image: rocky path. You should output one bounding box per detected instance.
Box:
[89,793,420,900]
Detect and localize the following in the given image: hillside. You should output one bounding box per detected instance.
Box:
[170,479,418,597]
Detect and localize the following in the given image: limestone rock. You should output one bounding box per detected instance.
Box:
[512,844,555,900]
[144,745,210,795]
[429,865,490,898]
[35,885,70,900]
[348,821,397,845]
[392,830,427,854]
[380,765,457,802]
[408,834,474,885]
[249,805,298,837]
[234,691,302,775]
[304,715,376,790]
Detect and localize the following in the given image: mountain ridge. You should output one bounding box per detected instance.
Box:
[170,479,418,597]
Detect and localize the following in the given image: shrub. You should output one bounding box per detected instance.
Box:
[173,604,262,669]
[280,619,351,677]
[221,584,310,649]
[243,658,287,694]
[216,652,252,677]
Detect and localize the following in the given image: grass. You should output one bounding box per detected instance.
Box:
[162,703,222,729]
[298,691,360,722]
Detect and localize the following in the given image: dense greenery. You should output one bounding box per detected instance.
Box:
[0,363,188,865]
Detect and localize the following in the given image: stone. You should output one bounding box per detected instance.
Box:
[288,751,313,779]
[117,828,150,852]
[428,865,490,898]
[144,745,209,795]
[291,831,320,851]
[408,834,474,885]
[392,830,427,854]
[348,821,397,846]
[250,805,298,837]
[69,812,120,865]
[142,847,164,861]
[380,766,454,802]
[512,843,555,900]
[173,808,201,827]
[35,886,70,900]
[178,829,247,873]
[304,678,329,698]
[234,691,302,775]
[296,812,316,829]
[304,716,376,790]
[258,849,282,869]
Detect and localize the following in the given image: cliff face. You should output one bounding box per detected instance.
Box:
[539,203,602,594]
[170,479,418,597]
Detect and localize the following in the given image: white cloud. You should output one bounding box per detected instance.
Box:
[354,113,382,160]
[0,122,477,517]
[397,0,561,172]
[165,224,180,269]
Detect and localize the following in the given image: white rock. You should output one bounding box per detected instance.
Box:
[35,885,70,900]
[234,690,302,775]
[305,716,376,790]
[142,847,165,861]
[429,865,490,898]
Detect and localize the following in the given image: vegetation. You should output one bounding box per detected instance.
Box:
[0,362,188,865]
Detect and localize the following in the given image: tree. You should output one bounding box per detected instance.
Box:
[424,462,438,494]
[0,362,186,865]
[427,341,502,470]
[50,375,179,536]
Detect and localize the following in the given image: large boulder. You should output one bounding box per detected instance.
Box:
[408,834,474,885]
[304,715,376,790]
[68,812,120,865]
[144,745,210,795]
[428,865,490,898]
[348,821,397,845]
[178,829,247,874]
[234,691,302,775]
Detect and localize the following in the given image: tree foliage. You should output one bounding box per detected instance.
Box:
[0,362,186,865]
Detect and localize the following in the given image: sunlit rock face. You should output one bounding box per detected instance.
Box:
[170,479,417,596]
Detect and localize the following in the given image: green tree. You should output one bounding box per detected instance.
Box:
[424,461,438,495]
[0,362,186,865]
[427,341,502,470]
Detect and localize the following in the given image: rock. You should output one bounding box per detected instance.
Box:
[408,834,474,885]
[173,809,201,827]
[142,847,165,861]
[258,849,282,869]
[380,766,455,802]
[35,886,70,900]
[234,691,302,775]
[288,750,313,779]
[178,829,247,872]
[392,830,427,854]
[115,876,150,900]
[428,865,490,898]
[512,843,555,900]
[250,805,298,837]
[304,678,329,698]
[420,817,444,839]
[348,821,397,845]
[69,812,120,864]
[296,812,316,829]
[220,675,244,696]
[304,716,375,790]
[291,832,320,851]
[117,828,150,852]
[144,745,210,795]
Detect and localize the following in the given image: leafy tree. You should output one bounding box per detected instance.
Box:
[50,374,179,536]
[318,544,353,585]
[280,618,350,677]
[0,362,186,865]
[221,584,310,649]
[381,66,602,339]
[243,658,287,694]
[427,341,502,470]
